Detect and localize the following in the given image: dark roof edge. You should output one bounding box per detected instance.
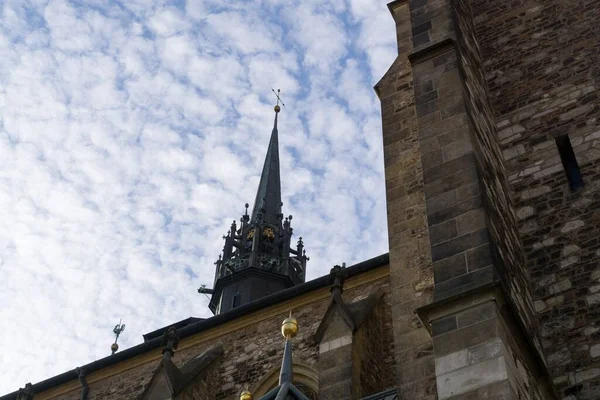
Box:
[142,316,204,342]
[0,253,389,400]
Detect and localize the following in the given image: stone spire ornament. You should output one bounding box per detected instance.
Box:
[161,326,179,359]
[201,91,308,315]
[16,383,33,400]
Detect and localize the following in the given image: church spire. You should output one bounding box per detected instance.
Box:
[202,91,308,316]
[250,106,282,227]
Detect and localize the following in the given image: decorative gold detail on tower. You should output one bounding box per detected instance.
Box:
[240,389,253,400]
[263,227,275,241]
[281,312,298,339]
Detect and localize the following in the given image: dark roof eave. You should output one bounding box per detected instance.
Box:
[0,253,389,400]
[142,317,204,343]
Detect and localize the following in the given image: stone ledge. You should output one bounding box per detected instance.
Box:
[434,265,495,302]
[387,0,410,15]
[414,281,500,335]
[409,38,456,65]
[416,283,558,399]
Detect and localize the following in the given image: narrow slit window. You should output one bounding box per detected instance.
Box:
[232,292,240,309]
[555,134,584,190]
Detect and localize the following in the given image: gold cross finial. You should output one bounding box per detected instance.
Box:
[272,88,285,113]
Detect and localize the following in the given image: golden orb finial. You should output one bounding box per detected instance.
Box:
[240,390,253,400]
[111,343,119,353]
[271,89,284,113]
[281,313,298,339]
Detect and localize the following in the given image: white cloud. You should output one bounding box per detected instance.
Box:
[338,59,377,113]
[0,0,396,394]
[349,0,398,81]
[286,4,349,73]
[205,11,279,54]
[148,6,189,37]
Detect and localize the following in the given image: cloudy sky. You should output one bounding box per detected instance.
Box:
[0,0,395,393]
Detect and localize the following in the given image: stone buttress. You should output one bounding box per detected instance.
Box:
[376,0,555,398]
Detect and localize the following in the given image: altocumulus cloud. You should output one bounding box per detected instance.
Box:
[0,0,396,392]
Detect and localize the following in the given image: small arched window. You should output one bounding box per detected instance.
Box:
[252,361,319,398]
[294,382,318,399]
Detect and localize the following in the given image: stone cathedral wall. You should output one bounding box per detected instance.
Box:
[377,0,545,397]
[32,266,395,400]
[471,0,600,398]
[450,0,539,345]
[376,1,438,397]
[376,0,599,398]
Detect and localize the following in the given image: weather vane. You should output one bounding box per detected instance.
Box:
[111,318,126,355]
[198,283,214,300]
[271,88,285,108]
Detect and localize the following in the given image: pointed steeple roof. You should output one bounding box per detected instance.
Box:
[205,95,308,316]
[251,109,283,227]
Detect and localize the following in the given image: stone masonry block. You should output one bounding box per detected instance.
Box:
[442,139,473,163]
[424,166,479,198]
[420,110,443,131]
[319,335,352,354]
[412,19,433,36]
[454,182,479,203]
[423,154,477,183]
[435,349,469,376]
[319,345,352,370]
[427,190,456,215]
[432,315,458,336]
[431,228,489,261]
[416,59,460,87]
[434,265,494,301]
[415,80,435,97]
[319,363,353,385]
[445,379,516,400]
[399,356,437,384]
[456,301,496,329]
[319,381,352,400]
[433,63,461,88]
[455,208,487,235]
[422,149,444,169]
[441,102,466,120]
[417,99,440,117]
[465,243,492,272]
[429,219,458,246]
[413,31,432,48]
[417,89,439,106]
[419,113,469,140]
[433,252,467,283]
[428,195,482,227]
[433,314,497,357]
[436,356,508,400]
[467,339,504,366]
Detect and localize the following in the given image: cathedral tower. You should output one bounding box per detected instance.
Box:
[206,104,308,315]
